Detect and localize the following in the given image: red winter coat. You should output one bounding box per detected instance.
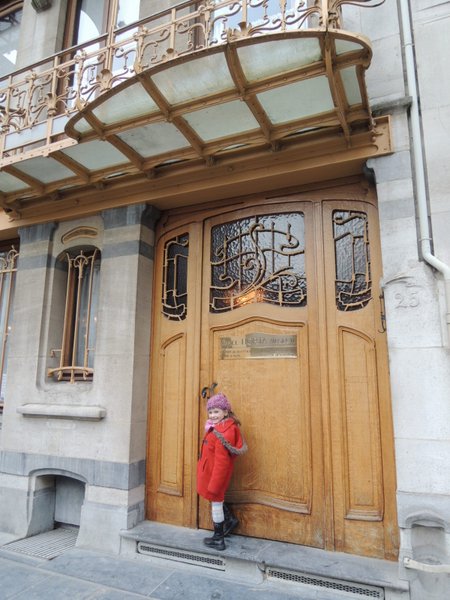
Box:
[197,418,247,502]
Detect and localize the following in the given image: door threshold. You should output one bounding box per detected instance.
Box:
[120,521,408,597]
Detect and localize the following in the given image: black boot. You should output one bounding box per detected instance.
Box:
[223,503,239,537]
[203,521,226,551]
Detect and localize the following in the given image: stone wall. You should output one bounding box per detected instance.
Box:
[0,204,158,553]
[358,0,450,597]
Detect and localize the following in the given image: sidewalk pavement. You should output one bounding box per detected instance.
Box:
[0,544,337,600]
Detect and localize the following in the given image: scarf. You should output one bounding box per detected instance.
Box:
[204,417,230,431]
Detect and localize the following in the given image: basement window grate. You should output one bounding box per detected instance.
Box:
[266,568,384,598]
[4,527,78,560]
[137,542,226,570]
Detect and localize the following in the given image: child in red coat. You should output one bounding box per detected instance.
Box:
[197,392,247,550]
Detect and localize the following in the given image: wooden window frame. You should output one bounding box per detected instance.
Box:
[48,248,100,383]
[63,0,119,50]
[0,1,23,19]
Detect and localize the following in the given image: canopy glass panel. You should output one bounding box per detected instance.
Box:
[183,101,260,141]
[118,122,191,157]
[62,141,128,170]
[257,76,334,124]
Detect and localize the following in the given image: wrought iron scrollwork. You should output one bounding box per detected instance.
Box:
[325,0,386,28]
[162,233,189,321]
[333,210,372,311]
[210,213,307,312]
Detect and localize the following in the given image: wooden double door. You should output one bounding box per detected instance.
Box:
[147,188,398,559]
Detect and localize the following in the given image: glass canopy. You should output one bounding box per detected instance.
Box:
[0,30,379,213]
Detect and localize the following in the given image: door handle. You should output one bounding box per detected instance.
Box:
[201,382,218,399]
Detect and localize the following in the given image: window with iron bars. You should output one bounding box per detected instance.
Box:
[48,248,100,383]
[0,242,19,408]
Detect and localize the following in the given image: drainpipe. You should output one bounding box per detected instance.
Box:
[398,0,450,347]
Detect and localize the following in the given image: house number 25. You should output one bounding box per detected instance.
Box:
[394,289,420,308]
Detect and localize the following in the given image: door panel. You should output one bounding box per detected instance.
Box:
[147,189,398,559]
[158,333,186,497]
[339,328,383,520]
[322,200,398,559]
[198,317,322,545]
[214,320,311,512]
[147,224,202,527]
[197,205,325,547]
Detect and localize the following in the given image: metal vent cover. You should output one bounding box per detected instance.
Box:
[137,542,226,570]
[4,527,78,560]
[266,567,384,599]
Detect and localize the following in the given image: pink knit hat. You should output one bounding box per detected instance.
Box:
[206,393,231,412]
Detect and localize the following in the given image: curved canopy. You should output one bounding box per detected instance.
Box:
[0,29,387,220]
[66,30,372,168]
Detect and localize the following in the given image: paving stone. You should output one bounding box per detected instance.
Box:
[8,573,99,600]
[0,558,48,599]
[86,589,155,600]
[43,548,173,596]
[148,569,332,600]
[0,544,402,600]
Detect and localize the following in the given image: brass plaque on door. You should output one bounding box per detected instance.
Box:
[220,333,297,360]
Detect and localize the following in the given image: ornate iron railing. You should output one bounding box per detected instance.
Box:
[0,0,382,158]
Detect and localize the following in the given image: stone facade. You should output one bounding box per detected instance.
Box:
[365,1,450,597]
[0,204,158,553]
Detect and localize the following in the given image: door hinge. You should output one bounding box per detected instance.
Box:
[378,291,386,333]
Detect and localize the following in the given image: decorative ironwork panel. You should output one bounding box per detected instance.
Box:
[210,213,306,312]
[48,249,100,383]
[162,233,189,321]
[333,211,372,311]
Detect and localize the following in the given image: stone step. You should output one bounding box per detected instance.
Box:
[120,522,410,600]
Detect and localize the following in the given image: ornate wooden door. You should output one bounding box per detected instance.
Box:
[146,189,398,559]
[197,203,325,547]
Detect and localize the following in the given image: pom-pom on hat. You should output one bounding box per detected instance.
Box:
[207,393,231,412]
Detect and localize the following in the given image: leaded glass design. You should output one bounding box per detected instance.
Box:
[333,210,372,311]
[162,233,189,321]
[210,213,306,312]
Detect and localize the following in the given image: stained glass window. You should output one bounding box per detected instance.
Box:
[333,210,372,311]
[162,233,189,321]
[210,213,306,312]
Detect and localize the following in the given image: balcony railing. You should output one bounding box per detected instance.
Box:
[0,0,380,161]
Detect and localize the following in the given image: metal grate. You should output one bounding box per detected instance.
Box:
[137,542,226,570]
[266,567,384,599]
[4,527,78,560]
